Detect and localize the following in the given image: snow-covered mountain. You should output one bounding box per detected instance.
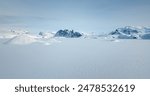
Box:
[0,29,60,45]
[108,26,150,39]
[39,32,55,38]
[54,29,82,38]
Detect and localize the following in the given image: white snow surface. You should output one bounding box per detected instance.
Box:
[0,38,150,79]
[5,34,37,45]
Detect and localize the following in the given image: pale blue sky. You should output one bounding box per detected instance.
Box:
[0,0,150,33]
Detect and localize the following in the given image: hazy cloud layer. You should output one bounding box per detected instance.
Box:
[0,0,150,33]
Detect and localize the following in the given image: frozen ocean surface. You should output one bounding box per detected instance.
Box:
[0,38,150,79]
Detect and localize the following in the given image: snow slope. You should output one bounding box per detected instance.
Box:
[4,34,37,45]
[0,30,17,39]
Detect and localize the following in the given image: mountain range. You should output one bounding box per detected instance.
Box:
[0,26,150,45]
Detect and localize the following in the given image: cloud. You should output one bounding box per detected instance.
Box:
[0,15,51,24]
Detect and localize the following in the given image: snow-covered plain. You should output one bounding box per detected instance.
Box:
[0,37,150,79]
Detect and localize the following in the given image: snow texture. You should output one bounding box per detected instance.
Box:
[0,38,150,79]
